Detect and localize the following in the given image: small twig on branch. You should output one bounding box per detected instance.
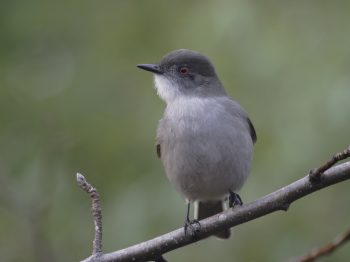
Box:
[309,145,350,182]
[291,229,350,262]
[77,173,167,262]
[76,173,103,256]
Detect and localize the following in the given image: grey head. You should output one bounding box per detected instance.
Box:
[137,49,227,103]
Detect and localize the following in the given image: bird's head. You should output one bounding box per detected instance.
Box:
[137,49,226,103]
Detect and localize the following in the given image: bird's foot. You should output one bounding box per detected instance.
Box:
[229,191,243,208]
[184,218,201,239]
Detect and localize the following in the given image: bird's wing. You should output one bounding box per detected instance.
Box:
[222,97,257,144]
[156,143,161,158]
[247,117,257,144]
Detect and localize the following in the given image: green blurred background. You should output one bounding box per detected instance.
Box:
[1,1,349,261]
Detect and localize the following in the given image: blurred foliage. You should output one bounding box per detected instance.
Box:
[0,1,350,261]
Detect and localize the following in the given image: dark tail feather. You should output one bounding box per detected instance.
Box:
[197,201,230,239]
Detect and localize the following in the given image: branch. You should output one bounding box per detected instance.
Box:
[77,173,103,256]
[291,229,350,262]
[78,146,350,262]
[309,145,350,182]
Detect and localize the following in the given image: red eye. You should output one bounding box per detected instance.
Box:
[179,67,189,75]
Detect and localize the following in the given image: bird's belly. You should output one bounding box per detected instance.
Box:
[161,128,252,201]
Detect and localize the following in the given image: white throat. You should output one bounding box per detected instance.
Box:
[154,75,183,103]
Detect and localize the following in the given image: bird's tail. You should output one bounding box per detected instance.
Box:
[195,201,230,239]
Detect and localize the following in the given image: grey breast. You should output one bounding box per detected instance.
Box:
[156,96,254,201]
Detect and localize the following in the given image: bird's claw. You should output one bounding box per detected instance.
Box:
[184,219,201,239]
[229,191,243,208]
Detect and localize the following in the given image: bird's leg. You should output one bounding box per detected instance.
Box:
[183,202,201,238]
[229,190,243,208]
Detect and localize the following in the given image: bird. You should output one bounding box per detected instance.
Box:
[137,49,256,239]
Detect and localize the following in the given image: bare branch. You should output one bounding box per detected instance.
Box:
[309,145,350,182]
[79,160,350,262]
[291,229,350,262]
[77,173,103,256]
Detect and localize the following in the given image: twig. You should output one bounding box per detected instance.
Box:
[291,229,350,262]
[309,145,350,182]
[77,173,167,262]
[77,173,103,256]
[79,160,350,262]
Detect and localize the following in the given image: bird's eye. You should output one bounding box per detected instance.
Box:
[179,67,189,75]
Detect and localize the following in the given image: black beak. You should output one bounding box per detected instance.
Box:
[137,64,163,74]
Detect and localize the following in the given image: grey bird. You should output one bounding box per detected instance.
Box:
[137,49,256,239]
